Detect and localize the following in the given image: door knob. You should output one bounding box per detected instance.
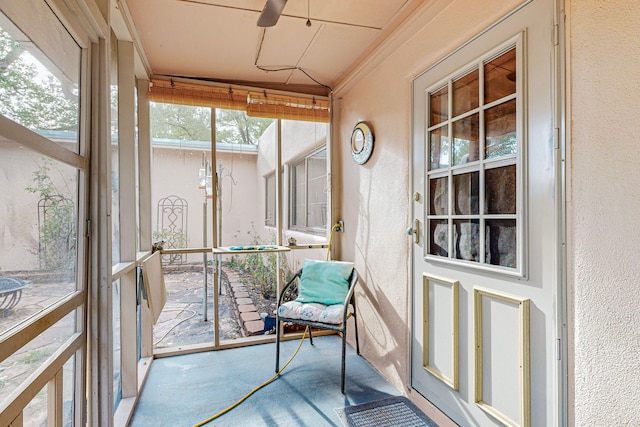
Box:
[407,219,420,244]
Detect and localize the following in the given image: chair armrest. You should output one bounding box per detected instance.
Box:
[277,268,303,307]
[342,269,358,305]
[342,269,358,323]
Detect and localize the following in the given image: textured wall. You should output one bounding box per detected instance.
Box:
[567,0,640,424]
[336,0,524,394]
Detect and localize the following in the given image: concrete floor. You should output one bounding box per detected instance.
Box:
[129,335,402,426]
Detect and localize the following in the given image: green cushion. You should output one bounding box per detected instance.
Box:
[296,259,354,305]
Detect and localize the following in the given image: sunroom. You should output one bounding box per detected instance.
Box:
[2,0,640,426]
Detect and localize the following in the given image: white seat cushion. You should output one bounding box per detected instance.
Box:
[278,301,344,325]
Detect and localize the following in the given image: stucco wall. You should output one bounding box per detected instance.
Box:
[0,142,77,271]
[151,146,258,261]
[567,0,640,424]
[336,0,525,396]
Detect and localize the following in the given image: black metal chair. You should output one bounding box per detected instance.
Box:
[275,267,359,393]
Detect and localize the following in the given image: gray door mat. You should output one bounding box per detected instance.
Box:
[336,395,439,427]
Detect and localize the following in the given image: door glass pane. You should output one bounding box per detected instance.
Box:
[454,172,479,215]
[454,219,480,262]
[429,220,448,256]
[452,113,479,165]
[486,219,517,268]
[485,48,516,104]
[485,99,517,159]
[429,86,448,126]
[0,140,78,334]
[485,165,516,214]
[0,15,80,153]
[429,125,449,170]
[453,69,479,117]
[429,177,448,215]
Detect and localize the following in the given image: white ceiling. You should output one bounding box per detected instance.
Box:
[119,0,423,95]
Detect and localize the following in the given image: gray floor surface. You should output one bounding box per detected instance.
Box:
[129,335,401,426]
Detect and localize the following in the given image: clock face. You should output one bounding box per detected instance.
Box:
[351,122,374,165]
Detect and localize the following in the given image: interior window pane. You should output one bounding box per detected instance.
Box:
[0,15,80,153]
[292,162,305,227]
[485,165,516,214]
[454,171,479,215]
[454,219,480,262]
[0,139,78,334]
[484,48,516,104]
[429,177,448,215]
[429,219,448,256]
[485,99,517,159]
[265,174,275,227]
[453,69,479,117]
[452,113,479,165]
[282,120,329,240]
[429,86,448,126]
[429,125,449,170]
[306,150,327,229]
[486,219,517,268]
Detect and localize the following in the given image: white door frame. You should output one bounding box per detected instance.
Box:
[408,1,567,425]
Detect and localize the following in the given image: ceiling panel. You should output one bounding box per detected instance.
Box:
[123,0,419,92]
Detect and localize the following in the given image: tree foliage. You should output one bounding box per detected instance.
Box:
[25,159,76,271]
[150,101,272,145]
[1,27,271,144]
[0,28,78,132]
[216,109,272,145]
[150,102,212,141]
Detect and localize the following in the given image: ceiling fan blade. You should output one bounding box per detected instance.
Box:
[257,0,287,27]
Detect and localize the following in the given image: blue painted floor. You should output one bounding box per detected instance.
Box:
[129,335,401,426]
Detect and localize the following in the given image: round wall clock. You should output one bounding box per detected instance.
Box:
[350,121,374,165]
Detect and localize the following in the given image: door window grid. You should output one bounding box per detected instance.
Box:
[426,45,520,270]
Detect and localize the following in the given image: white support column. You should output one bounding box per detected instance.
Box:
[117,40,138,400]
[211,109,219,347]
[137,78,152,253]
[329,96,341,259]
[89,34,113,427]
[137,78,154,358]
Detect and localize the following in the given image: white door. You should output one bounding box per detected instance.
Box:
[411,1,562,426]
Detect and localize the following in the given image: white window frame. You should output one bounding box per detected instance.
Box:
[265,172,276,227]
[0,1,93,424]
[288,146,327,235]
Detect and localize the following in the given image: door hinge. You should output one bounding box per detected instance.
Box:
[86,219,91,238]
[553,24,559,46]
[556,338,562,361]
